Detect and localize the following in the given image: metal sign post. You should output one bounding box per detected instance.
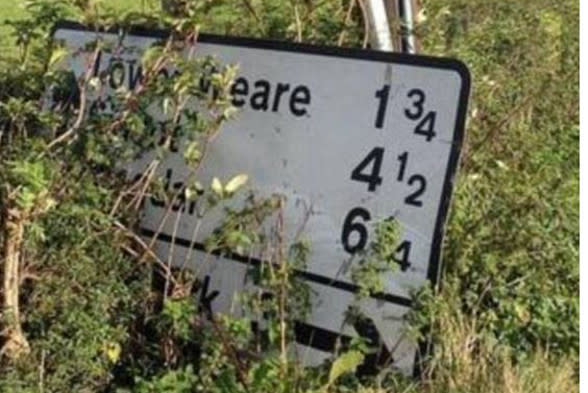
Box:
[53,21,469,375]
[365,0,395,51]
[397,0,419,53]
[368,0,418,54]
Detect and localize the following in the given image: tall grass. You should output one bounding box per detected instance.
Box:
[353,300,578,393]
[418,302,578,393]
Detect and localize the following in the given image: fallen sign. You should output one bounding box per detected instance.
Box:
[53,21,470,376]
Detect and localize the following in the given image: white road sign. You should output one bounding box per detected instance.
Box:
[54,21,470,375]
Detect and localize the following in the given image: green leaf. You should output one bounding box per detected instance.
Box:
[211,177,224,197]
[224,174,248,194]
[183,141,202,165]
[327,350,364,386]
[48,47,69,69]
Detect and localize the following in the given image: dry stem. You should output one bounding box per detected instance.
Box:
[1,207,30,359]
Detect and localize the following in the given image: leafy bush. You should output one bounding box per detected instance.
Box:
[419,0,579,361]
[0,0,578,392]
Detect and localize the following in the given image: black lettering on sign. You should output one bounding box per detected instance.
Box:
[290,85,311,116]
[226,76,311,117]
[397,151,408,181]
[341,207,371,254]
[272,83,290,112]
[374,84,391,129]
[230,77,249,107]
[195,275,219,316]
[294,318,392,376]
[405,175,426,207]
[404,88,425,120]
[108,59,126,89]
[396,152,427,207]
[353,317,393,375]
[149,168,196,215]
[394,240,412,271]
[414,111,437,141]
[351,147,385,192]
[404,88,437,141]
[127,59,144,90]
[250,80,271,111]
[95,58,313,117]
[295,321,349,352]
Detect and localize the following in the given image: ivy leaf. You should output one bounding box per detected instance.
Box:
[224,174,248,195]
[211,177,223,197]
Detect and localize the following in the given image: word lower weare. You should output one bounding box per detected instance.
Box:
[100,56,312,117]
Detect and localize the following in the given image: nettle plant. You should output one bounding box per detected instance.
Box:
[0,1,403,392]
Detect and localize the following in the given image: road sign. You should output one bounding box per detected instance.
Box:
[53,21,470,375]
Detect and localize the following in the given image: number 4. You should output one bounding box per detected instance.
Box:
[415,111,437,141]
[394,241,411,271]
[351,147,385,192]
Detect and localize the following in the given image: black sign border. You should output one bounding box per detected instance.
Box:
[52,20,471,376]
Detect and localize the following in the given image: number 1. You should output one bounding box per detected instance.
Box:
[374,84,390,129]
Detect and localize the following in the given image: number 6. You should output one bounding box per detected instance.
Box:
[341,207,371,254]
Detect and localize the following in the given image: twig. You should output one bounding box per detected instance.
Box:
[294,4,303,42]
[338,0,357,46]
[356,0,370,48]
[113,220,177,287]
[180,206,205,271]
[164,206,184,302]
[240,0,261,24]
[110,160,159,217]
[45,46,99,151]
[130,160,161,211]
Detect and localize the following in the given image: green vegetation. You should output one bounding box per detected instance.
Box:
[423,0,579,360]
[0,0,578,392]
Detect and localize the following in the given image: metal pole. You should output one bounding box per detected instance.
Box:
[397,0,417,53]
[365,0,394,51]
